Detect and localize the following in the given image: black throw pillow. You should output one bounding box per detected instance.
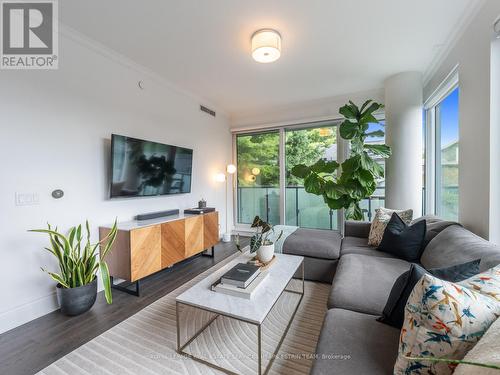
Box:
[378,259,481,328]
[377,213,426,262]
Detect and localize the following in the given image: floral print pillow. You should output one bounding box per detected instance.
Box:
[394,274,500,375]
[458,265,500,302]
[367,207,413,247]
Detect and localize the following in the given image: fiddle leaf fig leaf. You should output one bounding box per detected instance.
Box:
[304,173,323,195]
[365,130,385,138]
[289,98,391,221]
[339,120,358,140]
[345,202,364,220]
[291,164,311,178]
[365,144,392,158]
[339,104,357,119]
[311,159,339,174]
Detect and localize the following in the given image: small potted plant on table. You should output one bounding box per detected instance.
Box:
[30,220,118,316]
[237,216,283,263]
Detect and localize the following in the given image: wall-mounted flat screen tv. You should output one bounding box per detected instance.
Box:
[110,134,193,198]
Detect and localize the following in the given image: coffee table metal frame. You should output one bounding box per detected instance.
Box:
[176,260,305,375]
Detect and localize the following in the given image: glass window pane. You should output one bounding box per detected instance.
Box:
[236,132,280,225]
[436,87,459,220]
[285,126,338,229]
[360,121,386,221]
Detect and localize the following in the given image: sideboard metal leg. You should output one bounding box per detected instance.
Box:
[110,276,140,297]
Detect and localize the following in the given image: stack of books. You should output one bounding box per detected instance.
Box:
[211,263,268,299]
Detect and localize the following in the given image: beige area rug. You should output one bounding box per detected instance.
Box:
[38,253,330,375]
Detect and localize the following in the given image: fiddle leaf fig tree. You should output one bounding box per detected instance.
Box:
[291,100,391,221]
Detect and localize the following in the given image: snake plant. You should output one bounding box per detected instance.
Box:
[30,220,118,304]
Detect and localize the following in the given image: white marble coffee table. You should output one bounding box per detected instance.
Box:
[175,250,304,375]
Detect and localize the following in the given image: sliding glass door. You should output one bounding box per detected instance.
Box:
[285,126,338,229]
[235,119,385,229]
[236,131,280,224]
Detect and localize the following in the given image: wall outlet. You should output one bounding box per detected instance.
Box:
[15,192,40,206]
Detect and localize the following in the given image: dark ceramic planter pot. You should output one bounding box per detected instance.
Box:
[56,278,97,316]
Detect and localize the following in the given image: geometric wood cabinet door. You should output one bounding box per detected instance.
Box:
[130,225,162,281]
[161,219,186,268]
[184,215,204,257]
[203,211,219,249]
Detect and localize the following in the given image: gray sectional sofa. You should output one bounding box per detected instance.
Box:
[282,216,500,375]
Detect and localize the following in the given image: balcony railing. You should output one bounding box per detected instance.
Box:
[237,186,385,230]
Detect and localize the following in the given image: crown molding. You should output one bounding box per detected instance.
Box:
[423,0,486,87]
[58,23,230,119]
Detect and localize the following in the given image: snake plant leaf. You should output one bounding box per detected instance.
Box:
[44,270,70,288]
[99,262,112,304]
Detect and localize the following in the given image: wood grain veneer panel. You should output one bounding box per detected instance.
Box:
[161,220,186,267]
[203,211,219,249]
[100,228,131,281]
[130,225,162,282]
[185,216,204,257]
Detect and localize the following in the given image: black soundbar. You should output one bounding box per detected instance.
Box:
[135,209,180,221]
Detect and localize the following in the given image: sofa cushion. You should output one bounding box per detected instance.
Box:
[344,220,371,238]
[377,214,426,262]
[454,317,500,375]
[311,308,400,375]
[458,264,500,302]
[328,254,411,314]
[411,215,461,247]
[394,274,500,375]
[282,228,341,260]
[378,260,481,329]
[340,236,396,258]
[421,225,500,272]
[368,207,413,247]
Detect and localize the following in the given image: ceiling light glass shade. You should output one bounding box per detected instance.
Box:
[226,164,237,174]
[251,29,281,63]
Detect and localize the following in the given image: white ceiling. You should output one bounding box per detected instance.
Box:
[60,0,478,117]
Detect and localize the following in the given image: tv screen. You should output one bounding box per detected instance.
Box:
[110,134,193,198]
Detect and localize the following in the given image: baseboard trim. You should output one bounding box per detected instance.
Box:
[0,292,59,334]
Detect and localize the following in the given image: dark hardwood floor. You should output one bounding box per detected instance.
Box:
[0,237,249,375]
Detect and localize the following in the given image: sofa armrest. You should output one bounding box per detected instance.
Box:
[344,221,372,238]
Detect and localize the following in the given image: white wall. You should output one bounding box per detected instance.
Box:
[424,0,500,239]
[230,88,384,130]
[384,72,423,216]
[0,29,232,334]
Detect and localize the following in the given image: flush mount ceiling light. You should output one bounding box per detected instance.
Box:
[251,29,281,63]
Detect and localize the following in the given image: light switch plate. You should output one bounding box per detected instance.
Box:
[15,192,40,206]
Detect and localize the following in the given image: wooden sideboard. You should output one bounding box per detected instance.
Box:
[99,211,219,295]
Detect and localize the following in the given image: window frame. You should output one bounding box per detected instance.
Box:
[424,67,459,219]
[232,114,384,233]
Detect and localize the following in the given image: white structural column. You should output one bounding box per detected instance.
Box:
[384,72,423,217]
